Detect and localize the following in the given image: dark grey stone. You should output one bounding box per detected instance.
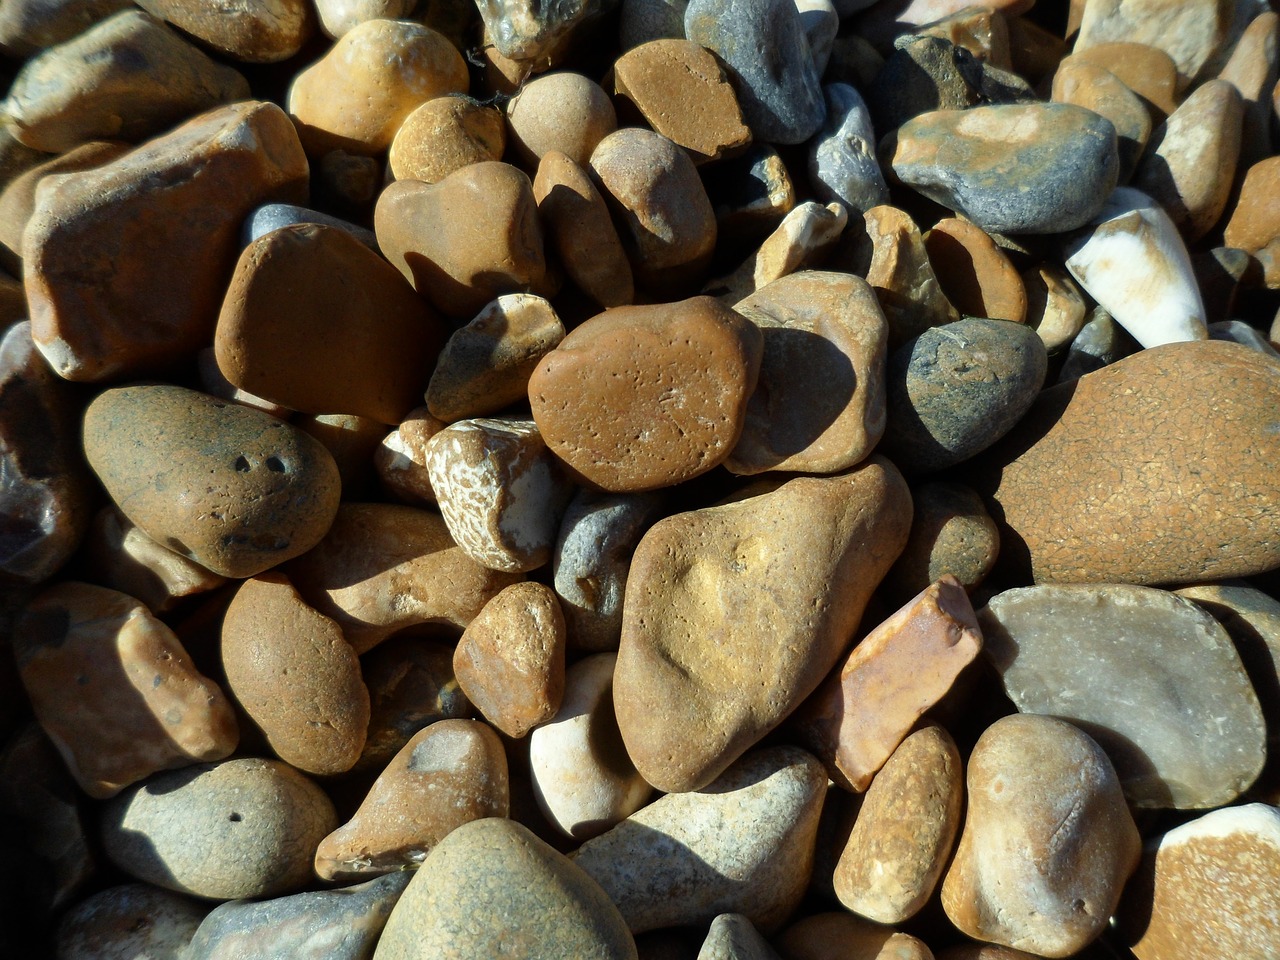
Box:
[476,0,618,62]
[242,203,377,252]
[704,143,796,242]
[1057,307,1139,383]
[618,0,686,50]
[808,83,889,213]
[55,884,207,960]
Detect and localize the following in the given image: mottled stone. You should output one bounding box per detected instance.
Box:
[980,584,1266,809]
[24,100,308,382]
[55,884,207,960]
[315,719,509,882]
[773,912,935,960]
[1075,0,1232,89]
[880,317,1047,475]
[923,218,1027,323]
[698,914,781,960]
[941,714,1141,958]
[808,84,888,213]
[374,817,638,959]
[883,481,999,602]
[1071,41,1180,117]
[706,201,847,305]
[1051,58,1152,182]
[506,72,617,167]
[572,747,826,934]
[135,0,313,62]
[389,94,505,184]
[1022,261,1087,354]
[101,758,337,900]
[615,459,911,793]
[374,407,447,505]
[477,0,615,62]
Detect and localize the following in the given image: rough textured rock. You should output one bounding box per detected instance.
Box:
[883,481,999,601]
[389,94,505,184]
[135,0,313,62]
[808,84,889,212]
[55,884,207,960]
[506,72,618,167]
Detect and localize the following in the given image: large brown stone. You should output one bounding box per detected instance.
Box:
[388,95,505,184]
[134,0,313,63]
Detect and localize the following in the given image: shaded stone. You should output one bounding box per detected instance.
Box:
[614,459,911,793]
[796,0,837,74]
[807,84,888,213]
[883,482,999,602]
[1193,246,1258,324]
[619,0,686,50]
[1211,319,1280,357]
[374,407,447,506]
[195,348,291,417]
[241,202,377,251]
[55,884,207,960]
[315,148,381,211]
[1224,156,1280,253]
[1075,0,1232,90]
[1051,58,1152,182]
[915,4,1013,67]
[824,32,885,90]
[506,72,618,167]
[1219,10,1279,169]
[941,714,1141,958]
[697,914,781,960]
[0,0,133,57]
[923,218,1027,323]
[1021,261,1087,354]
[374,817,638,959]
[135,0,312,62]
[1055,305,1138,382]
[980,583,1267,809]
[706,201,847,305]
[572,746,826,935]
[477,0,616,62]
[389,94,505,184]
[773,912,934,960]
[295,412,386,499]
[705,144,796,241]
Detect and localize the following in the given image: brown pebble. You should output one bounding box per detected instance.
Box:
[924,217,1027,323]
[388,94,506,184]
[1069,41,1180,117]
[1051,57,1153,181]
[374,406,447,505]
[774,912,934,960]
[506,71,617,168]
[135,0,313,62]
[1021,261,1087,354]
[295,412,387,499]
[1225,155,1280,253]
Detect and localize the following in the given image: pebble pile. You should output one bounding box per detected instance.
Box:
[2,0,1280,958]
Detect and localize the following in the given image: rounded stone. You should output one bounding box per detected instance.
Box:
[1051,58,1153,182]
[883,480,999,602]
[1069,41,1180,117]
[1224,156,1280,253]
[374,406,447,506]
[388,95,506,185]
[774,912,934,960]
[135,0,312,62]
[506,71,617,167]
[55,884,207,960]
[101,758,337,901]
[315,0,416,38]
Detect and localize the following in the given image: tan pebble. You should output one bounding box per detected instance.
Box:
[477,36,532,98]
[221,572,369,776]
[706,201,847,305]
[790,575,980,792]
[1051,57,1152,181]
[1075,0,1231,90]
[882,482,999,602]
[528,296,761,492]
[287,18,468,155]
[314,719,509,882]
[315,0,415,38]
[1225,155,1280,252]
[534,150,635,308]
[924,217,1027,323]
[135,0,313,62]
[506,71,617,167]
[15,582,238,799]
[1219,10,1279,169]
[374,406,447,505]
[833,725,962,924]
[915,5,1012,68]
[295,412,387,498]
[1070,42,1180,117]
[611,39,751,164]
[774,912,934,960]
[1021,261,1086,353]
[375,161,549,319]
[941,714,1141,958]
[453,582,566,738]
[287,502,522,654]
[388,94,506,184]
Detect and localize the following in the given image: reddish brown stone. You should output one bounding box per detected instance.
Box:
[135,0,312,63]
[1225,156,1280,253]
[1070,42,1180,117]
[924,217,1027,323]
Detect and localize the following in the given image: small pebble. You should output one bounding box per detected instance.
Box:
[807,83,890,213]
[388,94,506,184]
[1074,0,1232,89]
[373,406,447,505]
[314,0,416,39]
[506,71,618,167]
[477,0,613,63]
[883,481,999,602]
[773,911,934,960]
[923,217,1027,323]
[240,202,378,250]
[1051,57,1152,182]
[697,913,781,960]
[707,200,847,304]
[1021,261,1087,354]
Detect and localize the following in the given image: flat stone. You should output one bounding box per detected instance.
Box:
[880,317,1047,475]
[374,817,637,959]
[808,84,889,213]
[940,714,1141,958]
[506,72,618,167]
[614,459,911,793]
[726,270,888,475]
[1070,41,1181,117]
[980,583,1267,809]
[977,340,1280,584]
[572,747,826,934]
[135,0,312,62]
[55,884,207,960]
[1075,0,1232,90]
[241,202,378,251]
[706,201,847,305]
[0,0,133,57]
[101,758,337,900]
[1051,58,1153,182]
[388,94,505,184]
[287,502,521,654]
[697,914,780,960]
[528,652,652,839]
[923,217,1027,323]
[529,296,760,492]
[186,872,409,960]
[374,407,447,506]
[24,100,308,381]
[315,719,509,882]
[773,912,934,960]
[1022,261,1087,354]
[315,0,416,38]
[883,481,999,602]
[790,575,980,791]
[888,103,1119,235]
[286,19,468,155]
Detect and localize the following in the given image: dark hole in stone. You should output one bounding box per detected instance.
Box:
[265,456,286,473]
[228,812,242,823]
[233,456,251,472]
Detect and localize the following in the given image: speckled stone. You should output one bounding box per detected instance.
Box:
[697,914,781,960]
[388,94,505,184]
[941,714,1141,958]
[135,0,313,62]
[614,459,911,793]
[773,912,934,960]
[374,817,637,959]
[888,103,1119,235]
[980,584,1266,809]
[572,747,826,934]
[1051,58,1152,182]
[315,719,509,882]
[1075,0,1231,90]
[880,317,1047,475]
[706,201,848,305]
[55,884,207,960]
[977,340,1280,584]
[808,83,889,213]
[923,218,1027,323]
[506,72,617,167]
[374,407,447,506]
[101,758,337,901]
[883,481,999,602]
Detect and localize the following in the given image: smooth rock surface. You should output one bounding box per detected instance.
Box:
[698,914,781,960]
[1051,57,1152,181]
[923,218,1027,324]
[773,911,935,960]
[1075,0,1232,89]
[55,884,207,960]
[135,0,313,62]
[373,407,446,506]
[707,200,847,304]
[389,94,505,184]
[0,0,133,57]
[476,0,615,63]
[241,202,377,251]
[506,72,617,167]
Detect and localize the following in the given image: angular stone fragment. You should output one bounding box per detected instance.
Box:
[888,103,1119,235]
[186,872,409,960]
[924,218,1026,323]
[477,0,615,62]
[773,912,934,960]
[941,714,1141,958]
[15,582,237,798]
[24,100,309,382]
[980,584,1267,809]
[388,94,505,184]
[883,481,998,602]
[808,84,888,212]
[698,914,781,960]
[3,10,249,153]
[572,747,826,934]
[506,72,618,167]
[374,407,446,506]
[915,4,1013,66]
[1051,58,1152,182]
[705,144,796,240]
[1075,0,1231,89]
[55,884,207,960]
[315,720,509,882]
[1224,156,1280,253]
[707,201,847,305]
[135,0,313,62]
[374,818,638,960]
[615,459,911,793]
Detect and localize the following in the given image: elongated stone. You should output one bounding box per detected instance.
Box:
[135,0,312,62]
[706,201,847,305]
[56,884,207,960]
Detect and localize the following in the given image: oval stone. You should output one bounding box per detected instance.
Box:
[55,884,207,960]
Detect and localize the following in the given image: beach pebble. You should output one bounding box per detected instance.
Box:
[477,0,615,63]
[1224,155,1280,256]
[1071,41,1181,117]
[1055,305,1139,381]
[1021,262,1087,354]
[1051,57,1152,182]
[315,0,415,38]
[506,71,617,167]
[135,0,312,62]
[923,218,1027,323]
[0,0,132,57]
[1219,9,1279,169]
[295,413,386,498]
[241,202,378,250]
[55,884,207,960]
[883,482,999,602]
[796,0,837,75]
[807,84,889,213]
[697,914,780,960]
[388,95,506,184]
[1075,0,1232,89]
[707,200,847,304]
[773,912,934,960]
[706,144,796,240]
[374,407,446,505]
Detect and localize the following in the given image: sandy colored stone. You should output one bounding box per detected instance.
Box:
[1022,261,1087,354]
[24,100,309,382]
[791,576,980,791]
[1070,41,1180,117]
[726,271,888,475]
[375,162,548,319]
[706,201,848,305]
[1075,0,1231,89]
[506,71,618,167]
[287,502,521,655]
[1219,10,1279,169]
[315,719,509,882]
[773,912,935,960]
[883,481,999,602]
[615,459,911,793]
[1225,155,1280,252]
[924,217,1027,323]
[135,0,312,62]
[1051,58,1152,181]
[388,94,505,184]
[221,572,369,776]
[287,18,468,155]
[611,39,751,164]
[941,714,1140,958]
[55,884,207,960]
[374,407,446,505]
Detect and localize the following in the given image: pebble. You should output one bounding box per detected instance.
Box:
[1055,304,1139,381]
[978,340,1280,584]
[706,144,796,240]
[979,583,1267,809]
[773,911,934,960]
[506,72,617,167]
[940,714,1141,958]
[373,817,637,959]
[571,746,827,934]
[915,5,1013,67]
[614,459,911,793]
[1051,57,1153,182]
[134,0,312,63]
[1219,9,1278,169]
[1070,41,1181,117]
[453,582,566,738]
[241,202,378,250]
[0,0,132,57]
[707,200,847,304]
[883,481,1000,602]
[528,652,652,839]
[808,83,889,212]
[1075,0,1231,90]
[296,413,387,498]
[100,757,337,901]
[879,317,1048,475]
[726,270,888,475]
[923,217,1028,323]
[25,99,309,381]
[1224,155,1280,254]
[1021,261,1087,354]
[388,94,505,184]
[314,719,509,882]
[934,949,1042,960]
[889,103,1118,235]
[697,913,781,960]
[55,884,207,960]
[683,0,826,145]
[373,407,446,505]
[186,872,409,960]
[314,0,416,39]
[796,0,837,74]
[477,0,612,63]
[1118,803,1280,960]
[790,575,981,791]
[854,0,1029,49]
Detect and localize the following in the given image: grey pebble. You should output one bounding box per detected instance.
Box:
[1056,306,1139,383]
[55,884,208,960]
[808,83,889,214]
[242,202,378,251]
